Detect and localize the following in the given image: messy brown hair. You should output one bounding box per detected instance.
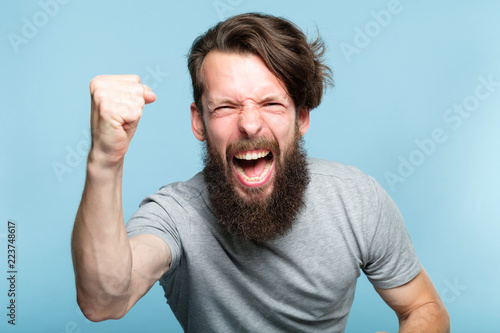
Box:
[188,13,333,113]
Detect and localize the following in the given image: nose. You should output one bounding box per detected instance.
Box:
[237,106,263,138]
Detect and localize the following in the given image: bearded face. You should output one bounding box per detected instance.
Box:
[190,51,311,242]
[202,127,310,243]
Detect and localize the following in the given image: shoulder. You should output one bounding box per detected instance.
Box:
[307,158,375,187]
[306,158,388,216]
[139,172,207,213]
[157,172,206,200]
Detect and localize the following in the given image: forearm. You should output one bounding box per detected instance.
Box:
[399,301,450,333]
[71,151,132,321]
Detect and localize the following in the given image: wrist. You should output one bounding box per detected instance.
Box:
[86,148,124,180]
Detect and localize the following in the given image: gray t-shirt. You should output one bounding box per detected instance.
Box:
[127,158,421,332]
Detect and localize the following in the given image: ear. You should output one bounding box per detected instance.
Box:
[298,107,310,136]
[191,102,205,141]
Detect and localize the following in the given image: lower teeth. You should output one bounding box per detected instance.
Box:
[236,160,272,182]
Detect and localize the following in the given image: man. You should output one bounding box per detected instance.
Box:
[71,13,449,332]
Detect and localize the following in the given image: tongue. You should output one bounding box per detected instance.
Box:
[238,158,268,178]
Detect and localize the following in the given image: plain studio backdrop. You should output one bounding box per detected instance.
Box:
[1,1,499,332]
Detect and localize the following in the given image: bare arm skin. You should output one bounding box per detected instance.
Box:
[71,75,171,322]
[376,268,450,332]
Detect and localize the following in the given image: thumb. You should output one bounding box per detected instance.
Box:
[143,84,157,104]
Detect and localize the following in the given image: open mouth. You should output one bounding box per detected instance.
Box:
[232,149,274,187]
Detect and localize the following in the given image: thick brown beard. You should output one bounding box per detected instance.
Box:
[202,131,310,243]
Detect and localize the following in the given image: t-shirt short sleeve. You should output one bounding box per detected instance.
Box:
[126,190,183,274]
[362,176,421,289]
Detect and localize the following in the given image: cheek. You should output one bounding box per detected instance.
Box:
[205,126,231,159]
[265,115,297,144]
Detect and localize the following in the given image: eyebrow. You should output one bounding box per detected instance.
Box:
[207,94,289,109]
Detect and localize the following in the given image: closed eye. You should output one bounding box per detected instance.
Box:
[262,102,285,111]
[212,105,237,116]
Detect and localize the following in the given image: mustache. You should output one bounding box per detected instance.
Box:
[226,137,280,161]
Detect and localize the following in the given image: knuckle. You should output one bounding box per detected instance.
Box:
[130,74,141,83]
[134,109,143,120]
[91,89,107,104]
[89,75,105,91]
[98,101,114,117]
[130,97,144,113]
[130,83,144,97]
[134,95,146,108]
[129,105,144,120]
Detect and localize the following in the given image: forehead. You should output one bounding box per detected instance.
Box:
[201,51,290,104]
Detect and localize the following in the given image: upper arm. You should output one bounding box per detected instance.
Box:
[375,268,446,322]
[125,234,172,312]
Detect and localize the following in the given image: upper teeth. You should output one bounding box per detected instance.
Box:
[235,151,270,160]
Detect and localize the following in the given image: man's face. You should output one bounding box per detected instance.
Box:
[191,51,310,202]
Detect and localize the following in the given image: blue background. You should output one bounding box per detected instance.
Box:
[1,0,499,332]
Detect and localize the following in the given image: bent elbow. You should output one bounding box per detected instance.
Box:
[76,294,127,322]
[441,303,451,332]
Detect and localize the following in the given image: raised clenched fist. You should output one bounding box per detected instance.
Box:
[88,75,156,166]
